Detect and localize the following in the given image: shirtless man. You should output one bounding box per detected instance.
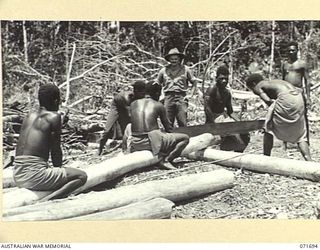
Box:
[281,41,310,143]
[98,80,145,155]
[246,74,311,161]
[204,66,249,152]
[205,66,239,123]
[14,84,87,201]
[126,81,190,169]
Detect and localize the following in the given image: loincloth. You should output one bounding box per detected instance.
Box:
[265,89,307,143]
[13,155,68,191]
[131,130,177,157]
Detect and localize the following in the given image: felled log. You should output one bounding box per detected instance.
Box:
[3,151,158,210]
[3,133,217,190]
[3,167,15,188]
[4,169,234,221]
[316,194,320,219]
[68,198,174,220]
[181,133,219,155]
[188,149,320,182]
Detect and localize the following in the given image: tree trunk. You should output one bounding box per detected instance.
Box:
[68,198,174,220]
[3,134,218,209]
[269,20,275,79]
[22,21,28,63]
[4,169,234,221]
[188,149,320,182]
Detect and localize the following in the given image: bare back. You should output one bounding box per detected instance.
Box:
[16,109,62,164]
[254,79,298,102]
[130,97,172,134]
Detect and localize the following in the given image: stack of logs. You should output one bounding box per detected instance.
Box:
[3,133,320,221]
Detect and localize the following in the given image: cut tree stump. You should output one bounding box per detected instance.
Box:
[4,169,234,221]
[3,133,219,209]
[188,149,320,182]
[68,198,174,220]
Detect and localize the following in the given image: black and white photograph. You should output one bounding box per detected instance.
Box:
[2,20,320,222]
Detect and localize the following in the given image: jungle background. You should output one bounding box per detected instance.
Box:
[2,21,320,219]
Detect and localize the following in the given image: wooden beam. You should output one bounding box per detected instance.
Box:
[4,169,234,221]
[67,198,174,220]
[188,149,320,182]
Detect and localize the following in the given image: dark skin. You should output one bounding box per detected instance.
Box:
[248,79,311,161]
[129,90,189,168]
[205,73,239,122]
[281,44,310,144]
[281,45,310,103]
[16,96,87,201]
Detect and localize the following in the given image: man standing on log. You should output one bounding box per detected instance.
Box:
[246,74,312,161]
[98,80,146,155]
[124,81,190,169]
[281,41,310,144]
[204,65,249,152]
[14,84,88,201]
[157,48,197,127]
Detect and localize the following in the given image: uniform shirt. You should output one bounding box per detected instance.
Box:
[157,65,196,94]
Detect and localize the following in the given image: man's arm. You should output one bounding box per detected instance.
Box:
[204,87,216,122]
[50,113,63,167]
[302,61,311,104]
[226,94,240,121]
[158,104,173,132]
[253,83,273,106]
[186,67,197,96]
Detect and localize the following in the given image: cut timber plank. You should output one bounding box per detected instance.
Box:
[173,120,265,137]
[3,133,218,209]
[4,169,234,221]
[188,149,320,182]
[68,198,174,220]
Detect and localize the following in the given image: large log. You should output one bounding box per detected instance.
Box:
[3,167,15,188]
[67,198,174,220]
[3,151,158,210]
[3,133,218,209]
[188,149,320,182]
[4,169,234,221]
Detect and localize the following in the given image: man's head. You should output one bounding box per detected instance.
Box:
[132,80,146,100]
[216,65,229,89]
[145,81,162,101]
[246,73,264,90]
[164,48,184,66]
[38,84,60,111]
[287,41,298,60]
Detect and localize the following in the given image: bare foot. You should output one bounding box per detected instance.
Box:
[159,161,177,170]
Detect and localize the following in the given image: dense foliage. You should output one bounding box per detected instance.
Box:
[2,21,320,110]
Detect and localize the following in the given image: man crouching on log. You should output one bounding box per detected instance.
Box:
[246,74,312,161]
[125,81,190,169]
[14,84,88,201]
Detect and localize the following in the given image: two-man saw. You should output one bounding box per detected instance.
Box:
[173,119,265,137]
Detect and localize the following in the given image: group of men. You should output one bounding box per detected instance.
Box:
[13,41,312,201]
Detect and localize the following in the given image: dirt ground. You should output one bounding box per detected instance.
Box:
[65,123,320,220]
